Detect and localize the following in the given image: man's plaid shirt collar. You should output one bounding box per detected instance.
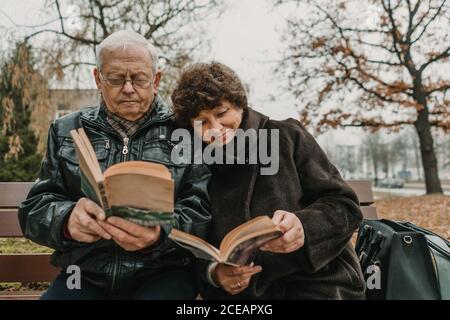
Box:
[104,100,157,138]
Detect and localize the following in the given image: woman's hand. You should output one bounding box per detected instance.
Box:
[212,263,262,295]
[260,210,305,253]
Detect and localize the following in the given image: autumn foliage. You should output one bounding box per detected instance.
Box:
[0,43,53,181]
[376,194,450,240]
[277,0,450,193]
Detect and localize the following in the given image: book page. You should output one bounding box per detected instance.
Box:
[168,229,221,262]
[104,161,171,180]
[222,231,283,265]
[104,174,174,212]
[219,216,278,253]
[104,161,173,213]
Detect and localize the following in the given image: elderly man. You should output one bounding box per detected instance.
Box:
[18,30,211,299]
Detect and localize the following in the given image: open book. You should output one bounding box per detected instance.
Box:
[70,128,174,227]
[168,216,282,266]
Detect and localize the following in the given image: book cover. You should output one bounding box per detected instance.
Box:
[71,128,175,227]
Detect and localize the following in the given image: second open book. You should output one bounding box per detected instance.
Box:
[169,216,283,266]
[70,128,174,226]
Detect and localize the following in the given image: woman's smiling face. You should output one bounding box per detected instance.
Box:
[191,100,244,146]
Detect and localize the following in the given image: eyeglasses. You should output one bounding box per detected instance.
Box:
[99,72,152,89]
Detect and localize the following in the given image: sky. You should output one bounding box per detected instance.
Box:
[0,0,298,118]
[2,1,449,181]
[202,0,299,120]
[0,0,361,145]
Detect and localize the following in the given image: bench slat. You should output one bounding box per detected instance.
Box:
[0,253,59,282]
[0,182,33,208]
[0,209,23,237]
[0,291,44,300]
[360,206,378,219]
[346,180,375,205]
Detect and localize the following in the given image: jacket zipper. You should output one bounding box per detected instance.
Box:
[81,114,172,291]
[122,137,129,160]
[111,137,129,290]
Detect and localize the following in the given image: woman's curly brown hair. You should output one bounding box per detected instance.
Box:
[171,62,248,127]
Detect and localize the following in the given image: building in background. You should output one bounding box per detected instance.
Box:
[49,89,98,118]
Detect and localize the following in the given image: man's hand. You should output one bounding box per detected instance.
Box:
[98,217,161,251]
[213,263,262,295]
[67,198,111,243]
[260,210,305,253]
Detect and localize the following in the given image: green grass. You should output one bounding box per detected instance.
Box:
[0,238,53,253]
[0,282,49,291]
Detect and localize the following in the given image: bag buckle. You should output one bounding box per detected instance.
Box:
[403,235,413,245]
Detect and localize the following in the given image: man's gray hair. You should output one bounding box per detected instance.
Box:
[96,30,159,74]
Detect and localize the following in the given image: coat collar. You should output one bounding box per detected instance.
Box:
[239,106,270,131]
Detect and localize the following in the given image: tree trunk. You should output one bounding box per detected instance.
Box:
[412,135,422,181]
[414,106,443,194]
[385,154,389,178]
[369,146,378,186]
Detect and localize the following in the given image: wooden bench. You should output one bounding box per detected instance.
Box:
[0,180,377,300]
[346,180,378,220]
[0,182,59,300]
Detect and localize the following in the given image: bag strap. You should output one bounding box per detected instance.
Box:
[356,224,372,254]
[401,222,450,248]
[426,235,450,257]
[361,231,384,272]
[430,247,450,300]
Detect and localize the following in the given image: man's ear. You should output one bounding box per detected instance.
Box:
[153,71,162,94]
[94,68,102,90]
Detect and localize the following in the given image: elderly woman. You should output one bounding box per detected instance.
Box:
[171,62,366,299]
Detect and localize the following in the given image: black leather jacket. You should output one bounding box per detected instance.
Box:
[18,96,211,291]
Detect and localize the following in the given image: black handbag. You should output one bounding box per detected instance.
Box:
[355,219,450,300]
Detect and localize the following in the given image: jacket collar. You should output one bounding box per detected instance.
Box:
[239,106,269,131]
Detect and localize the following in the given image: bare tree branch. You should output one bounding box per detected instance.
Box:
[426,83,450,95]
[382,0,405,65]
[411,0,447,44]
[276,0,449,192]
[419,44,450,72]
